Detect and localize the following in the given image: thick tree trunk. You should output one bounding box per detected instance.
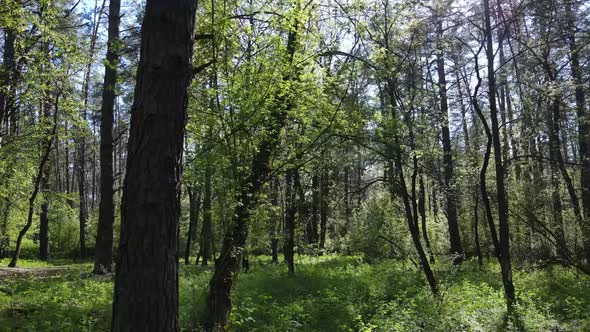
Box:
[436,19,462,264]
[94,0,120,274]
[110,1,197,330]
[484,0,516,311]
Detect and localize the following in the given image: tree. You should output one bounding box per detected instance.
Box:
[94,0,121,275]
[77,0,107,259]
[434,8,463,264]
[483,0,516,312]
[110,0,198,330]
[9,94,59,267]
[204,4,301,328]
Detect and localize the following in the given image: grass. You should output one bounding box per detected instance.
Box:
[0,256,589,331]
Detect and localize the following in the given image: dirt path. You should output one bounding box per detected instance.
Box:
[0,266,73,279]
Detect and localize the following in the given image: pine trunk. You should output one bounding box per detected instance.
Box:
[94,0,120,274]
[110,1,197,330]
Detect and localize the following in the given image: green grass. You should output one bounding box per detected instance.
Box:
[0,256,589,331]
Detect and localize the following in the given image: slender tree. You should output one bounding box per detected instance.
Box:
[94,0,121,274]
[435,14,463,264]
[205,10,300,329]
[483,0,516,311]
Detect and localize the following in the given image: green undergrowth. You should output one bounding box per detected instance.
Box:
[0,256,588,331]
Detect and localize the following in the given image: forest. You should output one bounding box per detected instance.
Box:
[0,0,589,331]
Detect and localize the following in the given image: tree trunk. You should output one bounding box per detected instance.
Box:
[39,121,52,261]
[473,189,483,266]
[0,29,16,133]
[77,0,106,261]
[9,96,58,267]
[205,20,298,330]
[436,18,462,264]
[294,169,306,240]
[309,173,320,244]
[419,176,434,263]
[77,155,88,258]
[395,156,438,295]
[271,178,280,263]
[204,116,287,329]
[284,169,296,276]
[548,100,567,251]
[110,1,197,330]
[344,166,351,232]
[94,0,120,274]
[319,170,329,251]
[185,186,201,265]
[472,81,500,257]
[483,0,516,311]
[565,0,590,263]
[383,70,438,295]
[201,162,212,266]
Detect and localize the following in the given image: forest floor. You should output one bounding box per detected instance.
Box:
[0,255,589,331]
[0,266,74,278]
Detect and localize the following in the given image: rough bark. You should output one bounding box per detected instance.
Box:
[94,0,121,274]
[110,1,197,330]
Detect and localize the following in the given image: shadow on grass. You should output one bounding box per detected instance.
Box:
[0,302,111,332]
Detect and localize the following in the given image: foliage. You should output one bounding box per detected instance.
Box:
[1,256,589,331]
